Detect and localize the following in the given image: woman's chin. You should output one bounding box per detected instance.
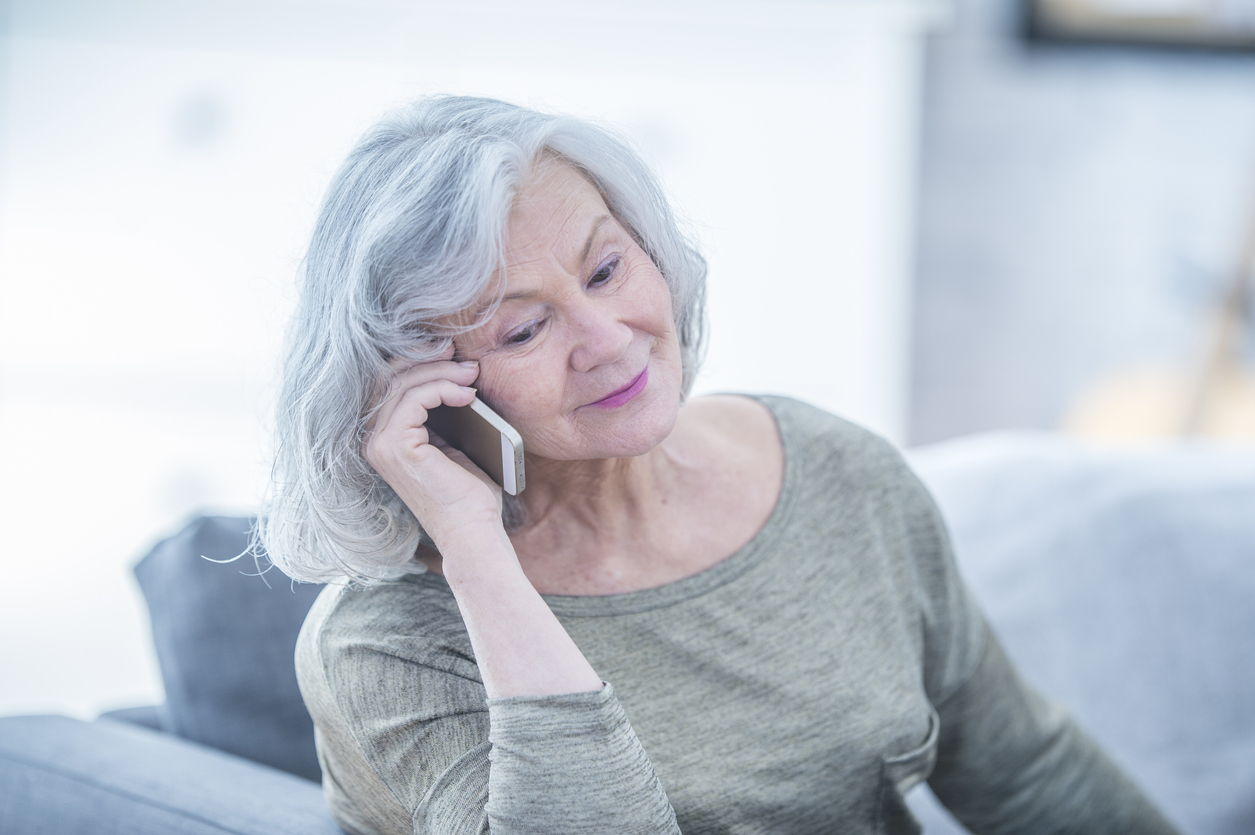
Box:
[595,385,682,455]
[530,396,680,463]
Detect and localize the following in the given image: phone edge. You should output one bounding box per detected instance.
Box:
[468,397,525,495]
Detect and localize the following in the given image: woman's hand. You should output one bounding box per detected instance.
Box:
[364,356,602,701]
[362,352,503,546]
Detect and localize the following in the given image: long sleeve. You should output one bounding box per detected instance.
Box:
[298,396,1185,835]
[929,623,1180,835]
[407,681,680,834]
[296,582,679,835]
[893,444,1180,834]
[483,684,679,834]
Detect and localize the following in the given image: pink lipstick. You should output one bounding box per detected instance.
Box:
[590,366,648,409]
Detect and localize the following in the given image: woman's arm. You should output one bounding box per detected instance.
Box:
[363,356,600,699]
[358,358,678,834]
[363,359,602,698]
[434,523,601,699]
[894,470,1179,833]
[929,625,1179,835]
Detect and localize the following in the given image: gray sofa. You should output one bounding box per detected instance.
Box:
[1,433,1253,834]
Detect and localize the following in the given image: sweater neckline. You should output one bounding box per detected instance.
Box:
[406,394,800,617]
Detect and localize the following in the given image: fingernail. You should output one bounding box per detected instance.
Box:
[459,360,478,368]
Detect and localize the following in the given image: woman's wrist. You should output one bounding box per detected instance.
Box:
[431,522,601,699]
[393,481,504,552]
[431,520,521,586]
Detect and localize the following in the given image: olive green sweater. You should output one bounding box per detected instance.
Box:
[295,396,1177,835]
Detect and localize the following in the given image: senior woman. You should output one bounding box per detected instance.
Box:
[262,96,1176,835]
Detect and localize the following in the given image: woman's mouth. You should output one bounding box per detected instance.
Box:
[589,366,649,409]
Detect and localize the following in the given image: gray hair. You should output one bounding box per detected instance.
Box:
[257,96,707,585]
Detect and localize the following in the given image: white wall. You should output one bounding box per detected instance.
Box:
[0,0,941,718]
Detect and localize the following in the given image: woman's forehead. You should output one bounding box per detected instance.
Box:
[507,161,609,254]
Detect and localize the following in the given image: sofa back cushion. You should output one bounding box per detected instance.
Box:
[134,516,324,782]
[909,435,1255,835]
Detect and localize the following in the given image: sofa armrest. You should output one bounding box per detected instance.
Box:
[0,715,345,835]
[98,704,165,732]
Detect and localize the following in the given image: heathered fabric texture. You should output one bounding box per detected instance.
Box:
[296,396,1178,835]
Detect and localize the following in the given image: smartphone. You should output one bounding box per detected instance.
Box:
[424,397,526,495]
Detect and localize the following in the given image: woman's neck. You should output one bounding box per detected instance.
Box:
[507,441,690,594]
[419,395,784,598]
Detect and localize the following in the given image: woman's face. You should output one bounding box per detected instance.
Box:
[453,159,684,462]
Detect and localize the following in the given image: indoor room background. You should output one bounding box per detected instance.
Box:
[2,0,1253,729]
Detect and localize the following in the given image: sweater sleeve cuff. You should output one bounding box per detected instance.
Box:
[484,682,680,835]
[486,681,615,739]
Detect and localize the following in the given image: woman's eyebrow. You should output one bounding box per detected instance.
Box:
[578,215,612,267]
[500,214,612,303]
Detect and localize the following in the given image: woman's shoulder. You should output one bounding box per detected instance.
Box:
[298,575,480,684]
[686,393,943,543]
[685,393,907,479]
[295,580,490,835]
[673,395,784,497]
[678,394,779,453]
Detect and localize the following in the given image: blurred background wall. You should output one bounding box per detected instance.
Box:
[0,0,940,719]
[5,0,1252,727]
[911,0,1255,444]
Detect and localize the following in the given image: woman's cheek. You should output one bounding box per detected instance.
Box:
[474,375,511,418]
[477,360,548,429]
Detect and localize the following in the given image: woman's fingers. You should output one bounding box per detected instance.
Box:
[361,353,503,536]
[387,343,455,373]
[360,354,502,529]
[428,432,504,510]
[391,378,479,439]
[363,378,476,467]
[369,359,479,436]
[363,376,502,532]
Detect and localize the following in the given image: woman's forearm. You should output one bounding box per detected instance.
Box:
[430,527,680,834]
[437,524,603,700]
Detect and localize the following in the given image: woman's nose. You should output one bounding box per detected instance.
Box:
[568,298,633,373]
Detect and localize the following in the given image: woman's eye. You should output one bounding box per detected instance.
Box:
[505,321,541,346]
[588,256,620,287]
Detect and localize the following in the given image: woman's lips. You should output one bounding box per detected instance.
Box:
[590,366,649,409]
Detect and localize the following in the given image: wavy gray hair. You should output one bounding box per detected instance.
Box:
[257,96,707,585]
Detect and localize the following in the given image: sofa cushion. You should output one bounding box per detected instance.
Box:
[907,434,1255,835]
[133,516,324,782]
[99,704,163,732]
[0,714,342,835]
